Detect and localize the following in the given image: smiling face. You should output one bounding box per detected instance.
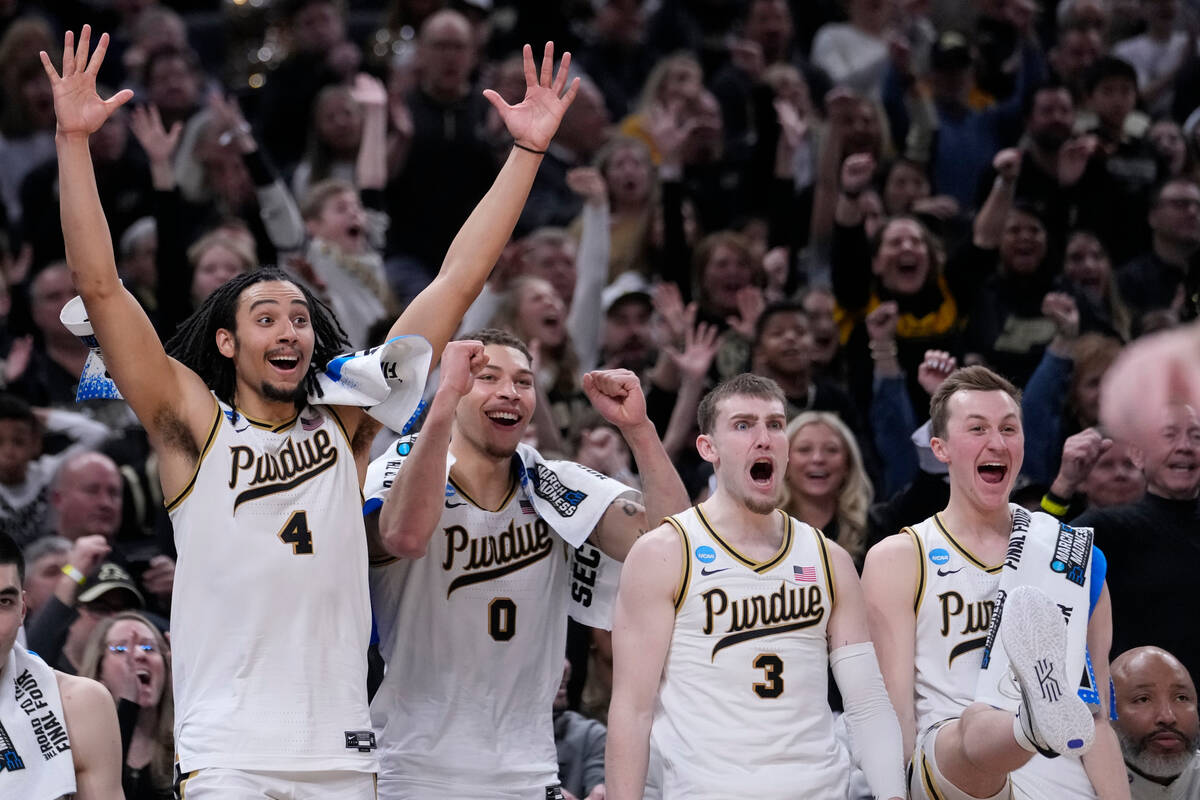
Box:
[872,218,931,295]
[216,281,315,407]
[699,394,789,515]
[1114,648,1200,780]
[1081,440,1145,507]
[786,422,848,503]
[1139,404,1200,500]
[453,343,536,460]
[98,618,167,709]
[932,389,1025,512]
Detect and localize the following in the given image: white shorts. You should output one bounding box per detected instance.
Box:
[908,719,1013,800]
[175,767,377,799]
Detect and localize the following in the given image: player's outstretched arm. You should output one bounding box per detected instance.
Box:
[384,42,580,364]
[378,341,487,558]
[824,541,907,800]
[42,28,211,447]
[56,673,124,800]
[605,527,679,800]
[1080,584,1133,800]
[584,369,690,561]
[861,533,920,757]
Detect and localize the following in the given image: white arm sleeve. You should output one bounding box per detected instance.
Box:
[831,641,907,800]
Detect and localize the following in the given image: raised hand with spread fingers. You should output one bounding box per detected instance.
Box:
[484,42,580,154]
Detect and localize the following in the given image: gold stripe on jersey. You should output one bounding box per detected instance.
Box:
[663,516,692,613]
[906,526,926,614]
[933,514,1002,574]
[920,752,948,800]
[448,473,517,513]
[813,525,836,609]
[236,407,300,432]
[695,505,793,573]
[326,405,354,449]
[163,399,222,512]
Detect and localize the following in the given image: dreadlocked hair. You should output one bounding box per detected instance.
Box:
[164,267,350,407]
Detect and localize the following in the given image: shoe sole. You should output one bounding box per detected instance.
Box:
[1001,585,1095,756]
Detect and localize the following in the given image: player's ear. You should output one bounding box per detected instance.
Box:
[215,328,236,359]
[930,435,950,465]
[696,433,718,465]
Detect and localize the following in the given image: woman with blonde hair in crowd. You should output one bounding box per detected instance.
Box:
[573,135,657,280]
[618,51,704,163]
[79,612,173,800]
[783,411,873,568]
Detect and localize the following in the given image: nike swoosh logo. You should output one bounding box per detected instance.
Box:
[445,500,466,508]
[700,566,730,576]
[937,567,964,576]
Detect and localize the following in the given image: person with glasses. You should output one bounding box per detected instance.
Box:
[1117,177,1200,325]
[79,612,172,800]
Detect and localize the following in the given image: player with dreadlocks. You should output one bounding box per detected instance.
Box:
[42,26,579,798]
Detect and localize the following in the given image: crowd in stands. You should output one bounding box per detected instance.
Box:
[3,0,1200,797]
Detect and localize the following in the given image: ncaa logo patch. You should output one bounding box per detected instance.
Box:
[929,548,950,566]
[695,546,717,564]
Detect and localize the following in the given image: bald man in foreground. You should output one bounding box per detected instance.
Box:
[1112,646,1200,799]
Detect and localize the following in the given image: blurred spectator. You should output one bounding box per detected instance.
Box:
[1117,178,1200,325]
[255,0,360,169]
[575,0,655,121]
[20,98,152,271]
[141,46,203,132]
[49,451,123,544]
[28,551,145,675]
[553,658,606,800]
[1111,0,1192,118]
[782,410,872,567]
[598,272,654,373]
[810,0,894,97]
[11,264,90,408]
[1048,20,1104,103]
[292,85,363,201]
[0,394,110,546]
[120,6,189,91]
[617,51,703,163]
[581,136,655,279]
[79,611,174,800]
[1061,231,1133,342]
[20,534,70,616]
[387,9,498,283]
[0,17,58,227]
[1075,403,1200,683]
[521,76,611,233]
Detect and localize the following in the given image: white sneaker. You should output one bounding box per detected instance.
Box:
[1002,585,1095,757]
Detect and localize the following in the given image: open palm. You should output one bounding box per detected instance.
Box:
[39,26,133,137]
[483,42,580,152]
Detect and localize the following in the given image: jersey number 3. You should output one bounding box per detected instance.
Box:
[277,511,315,555]
[753,653,784,698]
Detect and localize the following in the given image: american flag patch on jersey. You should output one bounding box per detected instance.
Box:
[793,565,817,582]
[520,499,536,515]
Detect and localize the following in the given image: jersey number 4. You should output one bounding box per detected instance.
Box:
[753,653,784,698]
[277,511,315,555]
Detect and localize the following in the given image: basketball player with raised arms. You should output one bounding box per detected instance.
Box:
[365,329,690,799]
[605,373,907,800]
[42,26,579,798]
[862,365,1130,800]
[0,531,123,800]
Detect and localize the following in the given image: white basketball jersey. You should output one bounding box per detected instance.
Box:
[909,514,1004,736]
[909,514,1096,799]
[651,506,848,799]
[167,399,375,773]
[370,471,571,799]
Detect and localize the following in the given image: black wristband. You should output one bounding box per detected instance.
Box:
[514,142,547,155]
